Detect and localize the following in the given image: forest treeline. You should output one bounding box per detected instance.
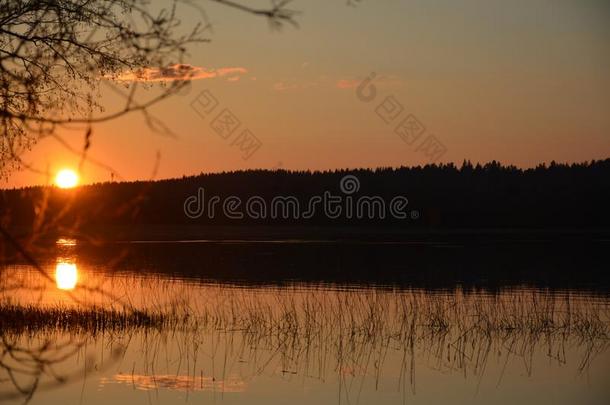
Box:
[2,159,610,234]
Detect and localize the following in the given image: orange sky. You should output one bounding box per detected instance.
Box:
[4,0,610,188]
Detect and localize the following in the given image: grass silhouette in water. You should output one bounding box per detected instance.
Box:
[0,304,174,334]
[1,284,609,402]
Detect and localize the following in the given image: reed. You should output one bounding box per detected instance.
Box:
[1,285,609,403]
[0,303,174,335]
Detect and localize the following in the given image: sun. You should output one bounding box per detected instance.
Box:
[55,261,78,290]
[55,168,79,189]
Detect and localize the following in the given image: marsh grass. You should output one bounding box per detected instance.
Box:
[1,281,609,402]
[185,287,610,382]
[0,304,172,335]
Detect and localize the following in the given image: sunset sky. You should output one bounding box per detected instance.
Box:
[5,0,610,188]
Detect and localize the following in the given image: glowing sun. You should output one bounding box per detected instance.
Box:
[55,261,78,290]
[55,169,79,189]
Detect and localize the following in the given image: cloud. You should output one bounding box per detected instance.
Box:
[108,64,247,82]
[273,80,318,92]
[100,374,245,393]
[336,79,360,89]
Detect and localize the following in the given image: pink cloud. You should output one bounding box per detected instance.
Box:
[108,64,247,82]
[336,79,360,89]
[273,80,318,91]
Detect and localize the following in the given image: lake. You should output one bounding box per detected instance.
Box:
[1,238,609,404]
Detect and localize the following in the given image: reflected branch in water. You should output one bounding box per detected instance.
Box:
[0,284,608,403]
[1,232,610,403]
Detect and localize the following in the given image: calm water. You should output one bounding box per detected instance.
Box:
[1,239,609,404]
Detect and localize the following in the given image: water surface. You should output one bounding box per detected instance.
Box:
[1,239,609,404]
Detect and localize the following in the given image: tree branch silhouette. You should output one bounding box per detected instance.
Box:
[0,0,303,179]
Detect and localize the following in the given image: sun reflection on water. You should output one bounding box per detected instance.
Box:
[55,261,78,290]
[56,238,77,247]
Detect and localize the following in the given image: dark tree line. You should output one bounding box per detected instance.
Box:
[2,159,609,238]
